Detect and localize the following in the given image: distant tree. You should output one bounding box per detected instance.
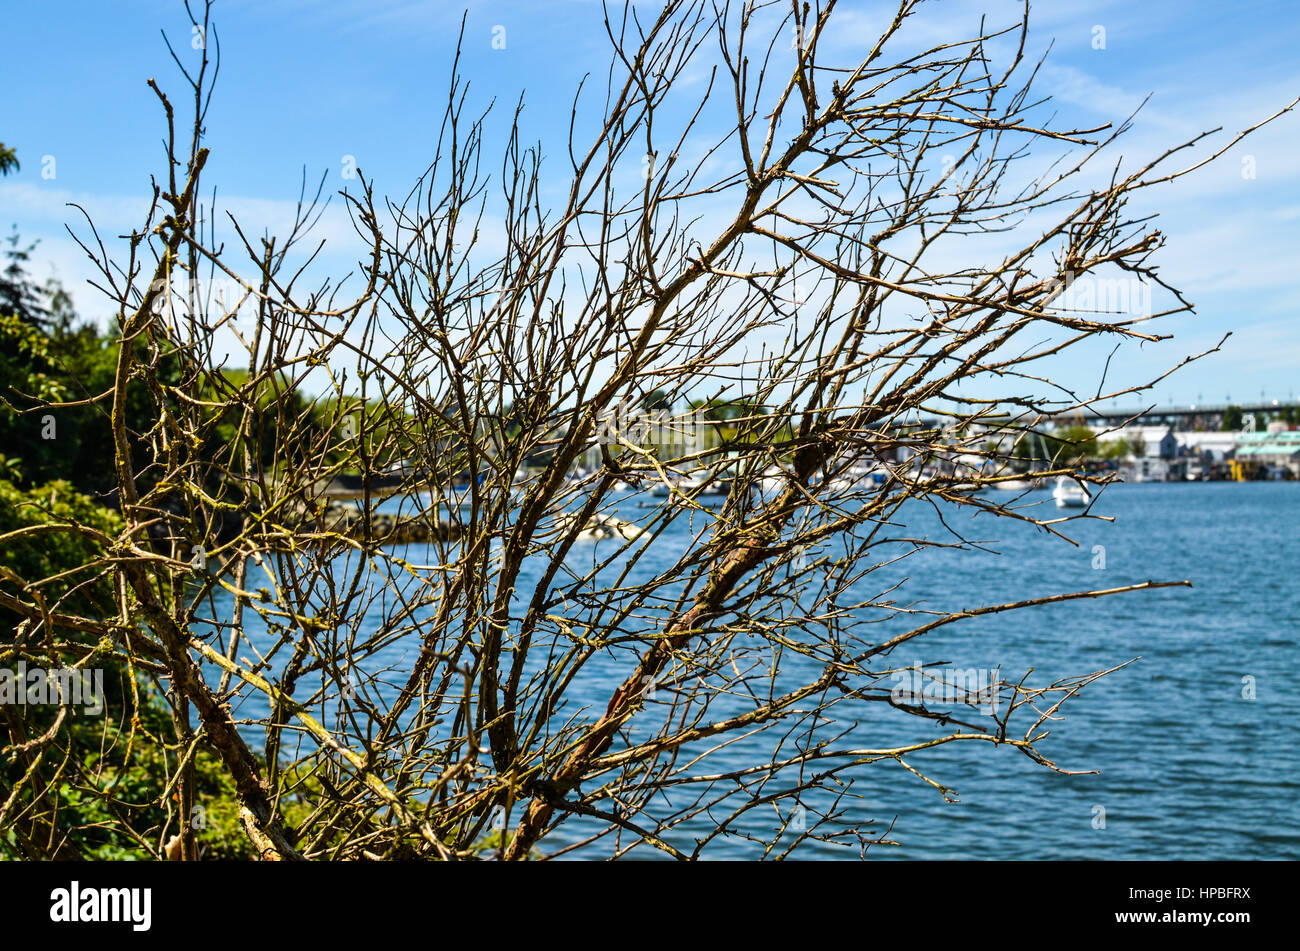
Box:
[0,230,48,326]
[640,388,672,411]
[1101,438,1130,460]
[0,141,46,324]
[1052,425,1098,462]
[1222,405,1244,431]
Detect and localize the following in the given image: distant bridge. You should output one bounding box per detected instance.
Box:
[896,401,1299,433]
[1046,401,1298,430]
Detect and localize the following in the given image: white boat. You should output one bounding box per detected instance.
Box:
[646,474,729,497]
[680,475,731,496]
[991,477,1043,492]
[557,511,643,541]
[1052,476,1090,508]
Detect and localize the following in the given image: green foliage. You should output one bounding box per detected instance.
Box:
[1052,425,1098,461]
[0,477,122,621]
[0,282,191,498]
[48,688,258,860]
[1101,437,1130,460]
[195,367,328,478]
[3,674,265,860]
[1,231,48,327]
[0,476,261,860]
[1011,426,1099,468]
[1010,430,1052,467]
[0,310,67,416]
[1222,405,1243,431]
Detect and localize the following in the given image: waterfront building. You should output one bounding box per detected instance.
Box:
[1175,430,1239,462]
[1095,424,1179,460]
[1235,431,1300,476]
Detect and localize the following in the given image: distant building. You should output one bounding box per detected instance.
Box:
[1125,456,1172,482]
[1236,431,1300,476]
[1175,430,1238,462]
[1095,424,1178,460]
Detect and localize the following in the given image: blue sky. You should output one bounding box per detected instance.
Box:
[3,0,1299,408]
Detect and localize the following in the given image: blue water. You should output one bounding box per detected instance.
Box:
[203,482,1299,859]
[773,480,1300,860]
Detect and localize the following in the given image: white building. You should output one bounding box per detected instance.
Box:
[1094,424,1178,459]
[1124,457,1171,482]
[1175,430,1238,461]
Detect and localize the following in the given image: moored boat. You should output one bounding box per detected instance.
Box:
[1052,476,1090,508]
[990,476,1043,491]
